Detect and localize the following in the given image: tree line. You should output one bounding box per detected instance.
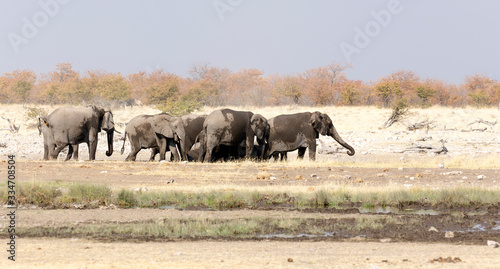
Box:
[1,62,499,115]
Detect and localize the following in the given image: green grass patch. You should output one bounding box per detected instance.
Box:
[16,181,62,206]
[66,183,112,204]
[2,182,500,210]
[12,215,421,240]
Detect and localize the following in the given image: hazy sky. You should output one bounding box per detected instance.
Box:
[1,0,499,83]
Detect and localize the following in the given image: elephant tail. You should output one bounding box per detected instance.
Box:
[121,131,127,155]
[37,116,48,135]
[37,117,42,135]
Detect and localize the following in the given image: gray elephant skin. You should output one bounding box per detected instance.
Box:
[121,113,187,161]
[39,105,115,161]
[181,114,207,161]
[189,129,265,162]
[266,112,355,161]
[201,108,268,162]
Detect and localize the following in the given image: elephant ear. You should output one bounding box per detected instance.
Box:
[156,124,174,139]
[310,112,324,134]
[92,106,107,132]
[37,117,48,135]
[101,111,114,131]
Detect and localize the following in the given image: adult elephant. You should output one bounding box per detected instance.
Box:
[39,106,115,161]
[201,108,268,162]
[181,114,207,161]
[266,112,355,161]
[121,113,187,161]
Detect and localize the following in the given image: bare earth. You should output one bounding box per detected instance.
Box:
[4,238,500,269]
[1,161,499,268]
[1,105,499,268]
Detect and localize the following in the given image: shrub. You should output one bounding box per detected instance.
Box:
[17,182,61,206]
[26,106,47,121]
[117,189,137,207]
[68,183,112,204]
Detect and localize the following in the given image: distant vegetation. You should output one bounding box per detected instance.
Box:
[1,62,499,116]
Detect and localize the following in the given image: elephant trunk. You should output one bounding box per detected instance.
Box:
[106,129,114,157]
[175,127,188,161]
[330,126,355,156]
[255,129,264,141]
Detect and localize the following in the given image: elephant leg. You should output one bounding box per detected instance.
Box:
[155,136,168,161]
[157,138,170,161]
[65,145,74,161]
[72,144,79,161]
[204,141,217,163]
[48,144,56,160]
[297,147,307,160]
[50,143,66,160]
[43,142,49,160]
[170,148,176,161]
[125,138,141,162]
[168,140,180,161]
[88,131,98,161]
[126,149,140,162]
[307,140,316,161]
[245,136,254,159]
[197,143,206,162]
[149,147,159,161]
[281,152,288,161]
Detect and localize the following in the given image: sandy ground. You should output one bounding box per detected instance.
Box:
[12,161,500,191]
[1,105,499,162]
[1,160,499,268]
[3,239,500,268]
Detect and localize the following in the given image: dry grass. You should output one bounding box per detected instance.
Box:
[3,181,500,209]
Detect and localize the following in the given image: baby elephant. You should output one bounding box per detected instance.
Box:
[121,113,187,161]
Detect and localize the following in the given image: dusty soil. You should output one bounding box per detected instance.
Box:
[3,239,500,268]
[1,160,500,268]
[13,160,500,190]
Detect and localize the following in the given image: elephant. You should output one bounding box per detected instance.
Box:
[39,105,115,161]
[121,113,187,161]
[189,130,263,162]
[144,114,207,162]
[181,114,207,161]
[38,117,76,160]
[201,108,268,162]
[265,111,355,161]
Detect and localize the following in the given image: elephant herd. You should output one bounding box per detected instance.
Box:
[38,106,355,162]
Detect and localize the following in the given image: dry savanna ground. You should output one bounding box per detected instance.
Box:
[0,104,499,268]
